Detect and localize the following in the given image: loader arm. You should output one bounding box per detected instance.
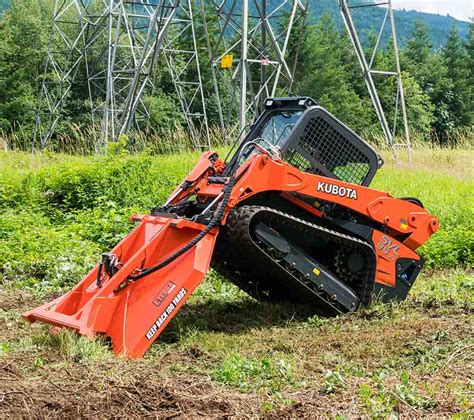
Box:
[223,154,438,248]
[189,153,437,289]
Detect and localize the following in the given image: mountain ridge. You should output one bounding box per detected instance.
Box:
[304,0,470,48]
[0,0,470,48]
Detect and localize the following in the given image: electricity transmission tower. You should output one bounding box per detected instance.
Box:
[34,0,410,160]
[204,0,308,138]
[339,0,412,162]
[164,1,211,150]
[35,0,210,151]
[89,0,178,149]
[33,0,95,151]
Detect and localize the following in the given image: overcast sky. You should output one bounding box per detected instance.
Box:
[392,0,472,22]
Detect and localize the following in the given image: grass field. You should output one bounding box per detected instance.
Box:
[0,147,473,417]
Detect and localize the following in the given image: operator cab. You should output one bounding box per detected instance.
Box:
[229,97,384,187]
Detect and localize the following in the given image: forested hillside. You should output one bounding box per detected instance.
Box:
[304,0,470,48]
[0,0,470,46]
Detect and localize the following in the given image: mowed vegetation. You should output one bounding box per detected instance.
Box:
[0,147,473,417]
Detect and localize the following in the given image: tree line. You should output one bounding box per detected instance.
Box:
[0,0,472,152]
[290,15,473,144]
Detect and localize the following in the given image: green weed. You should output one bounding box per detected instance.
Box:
[372,161,474,269]
[322,369,345,394]
[0,209,101,290]
[411,269,473,309]
[358,382,397,417]
[213,353,295,393]
[0,341,11,355]
[303,314,327,328]
[31,329,110,361]
[395,371,436,410]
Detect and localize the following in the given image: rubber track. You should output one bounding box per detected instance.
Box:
[212,205,376,313]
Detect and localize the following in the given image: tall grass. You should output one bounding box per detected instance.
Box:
[1,125,229,155]
[0,146,472,291]
[366,128,473,151]
[2,124,472,155]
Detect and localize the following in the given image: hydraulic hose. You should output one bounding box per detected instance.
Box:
[127,174,235,282]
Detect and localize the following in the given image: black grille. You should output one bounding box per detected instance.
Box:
[287,116,372,185]
[286,149,324,176]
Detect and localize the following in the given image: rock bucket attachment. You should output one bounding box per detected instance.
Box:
[23,214,218,359]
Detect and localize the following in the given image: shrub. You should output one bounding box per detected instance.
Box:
[0,210,100,290]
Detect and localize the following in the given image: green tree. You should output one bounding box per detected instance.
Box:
[466,24,474,127]
[0,0,51,133]
[378,35,434,138]
[442,26,471,131]
[401,72,435,135]
[293,14,373,133]
[404,20,432,65]
[402,21,461,140]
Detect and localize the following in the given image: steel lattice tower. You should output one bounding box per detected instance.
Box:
[90,0,178,148]
[35,0,211,151]
[204,0,308,139]
[34,0,94,150]
[339,0,412,162]
[35,0,411,161]
[164,1,211,150]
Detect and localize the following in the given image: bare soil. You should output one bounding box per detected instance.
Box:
[1,284,473,418]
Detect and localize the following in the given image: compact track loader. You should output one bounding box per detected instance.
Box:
[24,97,439,358]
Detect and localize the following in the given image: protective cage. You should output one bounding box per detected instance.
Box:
[281,106,382,186]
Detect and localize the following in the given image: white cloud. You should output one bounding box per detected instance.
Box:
[392,0,473,22]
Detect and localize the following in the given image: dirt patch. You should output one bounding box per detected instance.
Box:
[1,287,472,418]
[1,363,248,418]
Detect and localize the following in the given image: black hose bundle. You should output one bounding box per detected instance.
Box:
[128,174,235,282]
